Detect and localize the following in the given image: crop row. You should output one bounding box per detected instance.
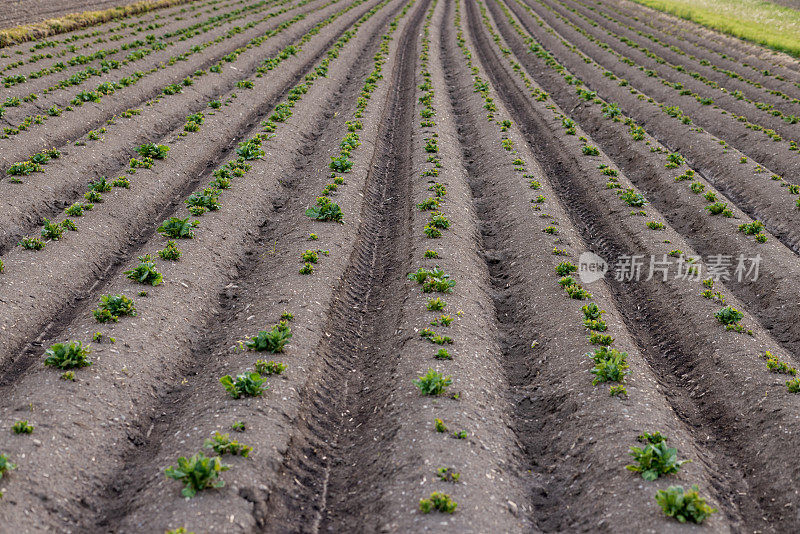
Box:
[1,0,354,257]
[600,0,800,84]
[488,0,800,388]
[499,0,800,227]
[0,0,275,95]
[523,0,800,162]
[0,0,308,142]
[470,0,800,526]
[0,0,241,76]
[407,0,463,514]
[0,0,408,528]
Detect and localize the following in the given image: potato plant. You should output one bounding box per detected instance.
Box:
[655,485,716,524]
[44,341,91,369]
[763,351,797,376]
[434,349,451,360]
[136,143,169,159]
[88,177,112,192]
[64,203,87,216]
[158,240,181,261]
[19,236,45,250]
[11,421,33,435]
[93,294,136,322]
[204,432,251,457]
[626,441,689,481]
[246,324,292,353]
[236,139,264,160]
[41,219,64,241]
[588,347,629,385]
[419,492,457,514]
[407,267,456,293]
[413,369,451,396]
[254,360,286,376]
[186,188,221,212]
[124,255,163,286]
[714,306,743,326]
[436,467,460,483]
[158,217,197,239]
[306,197,344,223]
[619,188,647,207]
[164,452,229,498]
[220,372,268,399]
[434,418,447,433]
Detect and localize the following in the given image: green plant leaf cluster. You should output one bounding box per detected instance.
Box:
[93,294,136,322]
[413,369,451,396]
[164,452,229,498]
[219,372,267,399]
[246,324,292,353]
[44,341,91,369]
[306,196,344,223]
[419,492,457,514]
[124,254,163,285]
[627,441,690,481]
[655,485,716,524]
[204,432,251,457]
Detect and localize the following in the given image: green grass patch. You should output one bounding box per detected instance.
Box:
[631,0,800,58]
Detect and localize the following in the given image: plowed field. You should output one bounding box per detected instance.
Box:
[1,0,799,531]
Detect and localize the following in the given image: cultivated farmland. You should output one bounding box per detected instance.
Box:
[0,0,799,531]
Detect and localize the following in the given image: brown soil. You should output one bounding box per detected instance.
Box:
[0,0,798,532]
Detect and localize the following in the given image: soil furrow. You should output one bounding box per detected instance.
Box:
[0,0,259,98]
[487,0,800,358]
[562,0,800,102]
[0,0,317,164]
[0,0,406,530]
[466,0,800,529]
[0,0,384,369]
[258,2,426,530]
[514,0,800,169]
